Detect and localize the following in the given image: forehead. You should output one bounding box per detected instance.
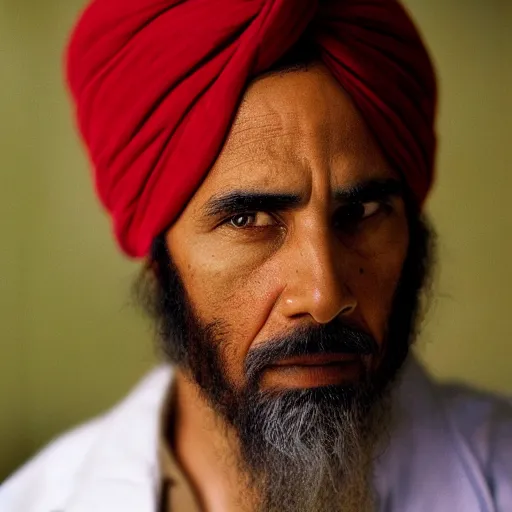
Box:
[196,63,394,201]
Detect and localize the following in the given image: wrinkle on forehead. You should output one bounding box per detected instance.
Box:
[207,63,392,195]
[225,67,334,147]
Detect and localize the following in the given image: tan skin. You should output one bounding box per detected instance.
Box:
[165,63,409,511]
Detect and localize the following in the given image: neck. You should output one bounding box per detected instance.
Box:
[171,370,254,512]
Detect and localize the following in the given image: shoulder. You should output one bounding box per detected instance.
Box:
[0,418,105,511]
[438,380,512,458]
[386,360,512,510]
[401,359,512,463]
[437,380,512,507]
[0,366,173,512]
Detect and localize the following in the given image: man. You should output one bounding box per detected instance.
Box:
[1,0,510,511]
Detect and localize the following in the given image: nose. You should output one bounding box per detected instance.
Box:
[279,230,357,324]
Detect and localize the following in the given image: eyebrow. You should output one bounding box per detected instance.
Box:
[334,178,403,203]
[204,191,301,218]
[202,178,403,218]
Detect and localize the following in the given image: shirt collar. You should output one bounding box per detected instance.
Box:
[158,378,201,512]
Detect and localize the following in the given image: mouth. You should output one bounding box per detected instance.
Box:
[264,353,364,389]
[274,353,360,367]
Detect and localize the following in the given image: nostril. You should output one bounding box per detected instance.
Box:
[340,304,355,315]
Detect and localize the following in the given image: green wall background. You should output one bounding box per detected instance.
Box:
[1,0,511,481]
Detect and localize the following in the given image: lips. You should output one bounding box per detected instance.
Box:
[263,354,364,389]
[273,353,360,367]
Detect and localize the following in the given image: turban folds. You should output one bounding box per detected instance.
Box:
[66,0,437,258]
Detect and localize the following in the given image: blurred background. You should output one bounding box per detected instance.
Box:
[1,0,511,482]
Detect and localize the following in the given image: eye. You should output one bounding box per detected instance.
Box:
[334,201,383,229]
[227,212,276,229]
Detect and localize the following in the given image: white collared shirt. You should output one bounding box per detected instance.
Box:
[0,358,511,511]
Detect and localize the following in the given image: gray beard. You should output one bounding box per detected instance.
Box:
[186,322,397,512]
[226,384,393,512]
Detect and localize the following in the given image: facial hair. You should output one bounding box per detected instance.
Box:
[135,213,433,512]
[225,325,387,512]
[182,313,394,511]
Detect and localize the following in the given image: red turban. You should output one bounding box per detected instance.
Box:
[66,0,437,258]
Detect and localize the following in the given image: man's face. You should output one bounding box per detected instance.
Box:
[152,63,429,512]
[165,64,409,392]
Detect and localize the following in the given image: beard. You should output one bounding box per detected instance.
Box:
[135,212,433,512]
[186,320,387,512]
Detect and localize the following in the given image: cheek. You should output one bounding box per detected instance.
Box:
[170,234,281,384]
[347,217,409,346]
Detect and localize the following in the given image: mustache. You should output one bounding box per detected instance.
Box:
[245,320,379,383]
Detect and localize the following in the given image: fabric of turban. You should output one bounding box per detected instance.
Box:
[66,0,437,258]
